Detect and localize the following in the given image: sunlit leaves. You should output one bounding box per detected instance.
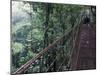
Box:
[12,42,23,54]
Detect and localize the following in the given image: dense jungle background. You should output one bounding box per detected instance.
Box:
[11,1,96,74]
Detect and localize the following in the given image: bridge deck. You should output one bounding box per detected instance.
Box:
[70,24,96,70]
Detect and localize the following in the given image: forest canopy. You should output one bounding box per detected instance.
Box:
[11,1,96,73]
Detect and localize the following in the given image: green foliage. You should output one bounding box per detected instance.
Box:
[18,50,37,66]
[12,42,23,54]
[12,1,94,73]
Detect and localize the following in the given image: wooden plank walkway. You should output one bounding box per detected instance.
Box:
[70,23,96,70]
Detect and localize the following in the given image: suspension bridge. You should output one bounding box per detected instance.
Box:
[12,15,96,74]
